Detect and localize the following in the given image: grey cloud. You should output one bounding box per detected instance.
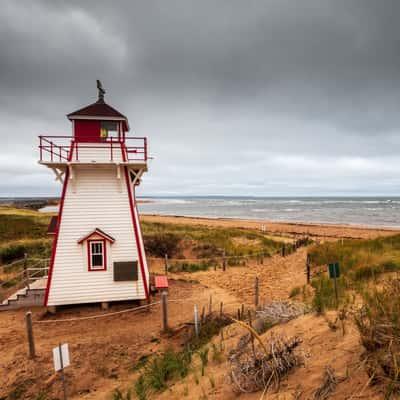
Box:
[1,0,400,196]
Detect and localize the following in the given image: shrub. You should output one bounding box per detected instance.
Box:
[355,278,400,395]
[169,261,211,273]
[289,286,301,298]
[143,233,180,258]
[134,348,191,399]
[0,240,52,265]
[311,275,349,312]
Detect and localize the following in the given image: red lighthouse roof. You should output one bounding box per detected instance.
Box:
[67,80,130,131]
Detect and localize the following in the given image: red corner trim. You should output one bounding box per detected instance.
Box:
[44,168,70,306]
[123,165,149,299]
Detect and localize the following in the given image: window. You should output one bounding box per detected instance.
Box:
[100,121,119,141]
[88,240,106,271]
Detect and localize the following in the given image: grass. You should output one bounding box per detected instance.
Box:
[308,234,400,311]
[355,278,400,396]
[1,239,52,266]
[132,314,231,399]
[0,207,53,265]
[0,207,52,242]
[134,348,191,399]
[169,261,212,273]
[141,220,282,258]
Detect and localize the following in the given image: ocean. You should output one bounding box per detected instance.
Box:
[137,197,400,228]
[5,196,400,228]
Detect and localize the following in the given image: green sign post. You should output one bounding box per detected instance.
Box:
[328,262,340,307]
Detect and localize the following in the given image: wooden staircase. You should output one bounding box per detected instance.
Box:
[0,278,47,310]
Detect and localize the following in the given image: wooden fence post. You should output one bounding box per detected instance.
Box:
[25,311,35,359]
[161,290,168,332]
[164,254,169,276]
[222,249,226,271]
[306,253,311,284]
[208,295,212,315]
[194,305,199,338]
[248,309,256,358]
[24,253,30,290]
[219,301,223,316]
[260,251,264,265]
[255,277,259,308]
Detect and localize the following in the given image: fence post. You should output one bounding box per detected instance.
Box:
[219,301,223,316]
[23,253,30,290]
[248,309,256,358]
[255,276,259,308]
[260,251,264,265]
[161,290,168,332]
[164,254,169,276]
[222,249,226,271]
[194,305,199,338]
[208,295,212,315]
[306,253,311,284]
[25,311,35,359]
[201,306,205,325]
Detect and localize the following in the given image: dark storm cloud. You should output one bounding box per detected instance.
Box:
[1,0,400,196]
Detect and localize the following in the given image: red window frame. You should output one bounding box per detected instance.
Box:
[87,239,107,271]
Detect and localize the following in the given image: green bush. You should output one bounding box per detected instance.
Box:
[134,348,191,399]
[0,240,52,265]
[169,261,211,273]
[311,275,348,312]
[289,286,301,298]
[143,233,180,258]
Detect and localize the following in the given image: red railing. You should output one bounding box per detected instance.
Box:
[38,136,147,163]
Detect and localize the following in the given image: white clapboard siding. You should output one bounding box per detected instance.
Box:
[72,142,124,163]
[47,165,147,306]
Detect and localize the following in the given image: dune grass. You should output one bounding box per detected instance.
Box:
[0,207,52,242]
[307,235,400,312]
[141,221,282,258]
[0,207,53,265]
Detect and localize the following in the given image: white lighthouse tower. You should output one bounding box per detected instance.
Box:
[39,82,149,309]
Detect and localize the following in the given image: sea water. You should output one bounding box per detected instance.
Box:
[137,197,400,228]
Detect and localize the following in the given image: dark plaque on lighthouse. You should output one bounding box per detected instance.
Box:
[113,261,139,281]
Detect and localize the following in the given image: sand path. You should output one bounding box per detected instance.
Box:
[175,248,308,307]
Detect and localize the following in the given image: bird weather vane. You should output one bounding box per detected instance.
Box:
[96,80,106,103]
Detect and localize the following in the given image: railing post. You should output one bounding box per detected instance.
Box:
[144,137,147,161]
[24,253,30,290]
[110,139,113,162]
[39,136,43,161]
[50,141,53,162]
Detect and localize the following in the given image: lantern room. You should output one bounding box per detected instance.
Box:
[38,80,147,166]
[67,80,129,143]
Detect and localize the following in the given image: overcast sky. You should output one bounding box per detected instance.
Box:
[1,0,400,197]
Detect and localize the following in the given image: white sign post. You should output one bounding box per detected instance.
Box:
[53,343,70,399]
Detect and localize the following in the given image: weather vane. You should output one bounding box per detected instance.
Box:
[96,79,106,103]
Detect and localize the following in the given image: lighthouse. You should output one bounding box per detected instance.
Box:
[39,82,149,309]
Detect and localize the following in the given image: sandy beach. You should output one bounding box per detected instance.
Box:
[142,213,400,240]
